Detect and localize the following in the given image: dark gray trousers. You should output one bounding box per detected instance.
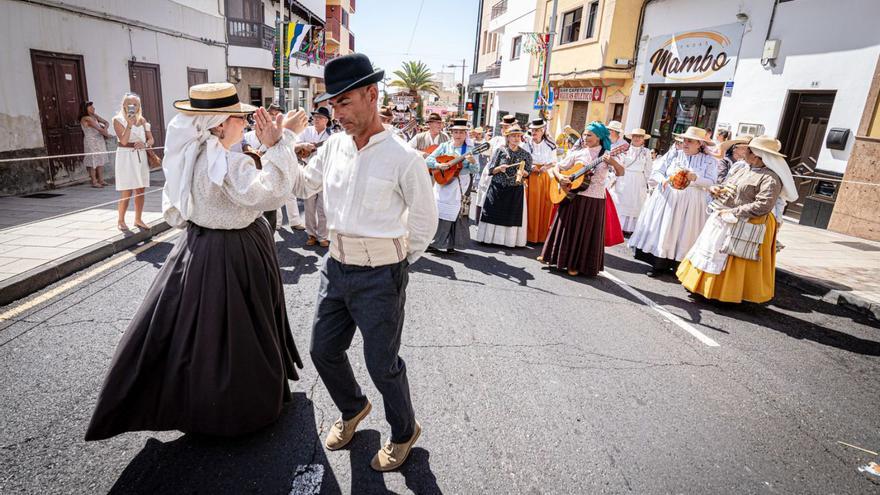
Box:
[310,257,415,443]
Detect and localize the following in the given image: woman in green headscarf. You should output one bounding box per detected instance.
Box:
[540,122,624,277]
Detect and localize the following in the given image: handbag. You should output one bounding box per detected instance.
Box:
[720,216,768,261]
[146,149,162,170]
[459,174,474,217]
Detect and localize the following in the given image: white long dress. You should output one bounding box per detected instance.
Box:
[114,117,151,191]
[628,149,718,263]
[610,146,652,232]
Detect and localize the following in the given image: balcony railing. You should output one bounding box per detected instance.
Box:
[490,0,507,19]
[228,18,263,48]
[486,62,501,79]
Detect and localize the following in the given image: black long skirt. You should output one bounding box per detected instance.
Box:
[480,183,524,227]
[85,218,303,441]
[540,195,606,277]
[430,217,471,250]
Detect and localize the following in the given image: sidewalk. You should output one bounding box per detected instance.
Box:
[776,221,880,320]
[0,171,168,306]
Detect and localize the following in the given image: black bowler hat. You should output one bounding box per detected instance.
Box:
[312,106,331,120]
[315,53,385,104]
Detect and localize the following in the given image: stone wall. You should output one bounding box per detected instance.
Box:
[828,136,880,241]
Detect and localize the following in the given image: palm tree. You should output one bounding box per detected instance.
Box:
[390,61,439,122]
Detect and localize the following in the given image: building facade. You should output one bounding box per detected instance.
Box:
[325,0,355,57]
[624,0,880,236]
[224,0,325,113]
[538,0,643,137]
[0,0,227,195]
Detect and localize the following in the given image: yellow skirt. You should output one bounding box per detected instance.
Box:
[526,172,554,243]
[677,214,777,304]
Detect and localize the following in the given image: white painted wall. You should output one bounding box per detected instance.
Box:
[0,0,226,152]
[625,0,880,174]
[488,90,535,126]
[484,0,537,91]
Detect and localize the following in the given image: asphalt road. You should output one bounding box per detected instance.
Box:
[1,225,879,494]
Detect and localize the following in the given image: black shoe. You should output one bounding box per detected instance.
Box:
[646,270,664,278]
[446,248,455,254]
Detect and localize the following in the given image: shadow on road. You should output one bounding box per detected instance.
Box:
[276,228,321,285]
[108,394,342,494]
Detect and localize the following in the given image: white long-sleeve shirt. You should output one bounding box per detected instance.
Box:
[291,128,438,263]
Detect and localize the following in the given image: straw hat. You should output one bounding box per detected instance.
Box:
[528,118,547,129]
[503,123,524,136]
[625,128,651,139]
[673,126,712,143]
[449,118,469,131]
[471,126,484,134]
[563,125,581,139]
[501,114,517,125]
[717,134,754,156]
[173,82,257,115]
[748,135,787,157]
[426,112,443,123]
[607,120,624,133]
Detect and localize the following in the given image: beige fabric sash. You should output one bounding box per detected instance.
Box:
[329,231,407,267]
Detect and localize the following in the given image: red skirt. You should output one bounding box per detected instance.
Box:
[604,191,625,247]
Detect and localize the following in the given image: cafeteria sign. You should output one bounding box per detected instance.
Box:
[644,23,744,83]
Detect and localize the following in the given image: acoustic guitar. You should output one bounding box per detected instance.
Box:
[549,143,629,204]
[432,142,490,185]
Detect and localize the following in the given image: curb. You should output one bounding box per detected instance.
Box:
[776,268,880,321]
[0,218,171,307]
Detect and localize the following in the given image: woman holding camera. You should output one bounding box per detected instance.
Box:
[113,93,154,230]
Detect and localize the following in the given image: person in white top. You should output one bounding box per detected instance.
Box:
[288,54,437,472]
[610,128,653,235]
[112,93,155,231]
[408,112,450,157]
[298,106,333,246]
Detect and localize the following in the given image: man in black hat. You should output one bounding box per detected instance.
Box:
[289,53,437,472]
[298,106,333,247]
[408,112,450,158]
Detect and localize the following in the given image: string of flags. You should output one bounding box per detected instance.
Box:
[522,32,553,111]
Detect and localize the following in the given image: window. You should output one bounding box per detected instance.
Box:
[560,8,582,45]
[493,33,498,52]
[611,102,624,122]
[227,0,264,47]
[510,36,522,60]
[585,1,599,39]
[341,9,349,28]
[482,31,487,55]
[249,87,263,108]
[187,68,208,88]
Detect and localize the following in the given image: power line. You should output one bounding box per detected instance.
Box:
[405,0,426,54]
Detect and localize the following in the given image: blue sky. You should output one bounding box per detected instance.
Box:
[350,0,480,80]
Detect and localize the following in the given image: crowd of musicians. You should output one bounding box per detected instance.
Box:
[392,109,796,307]
[82,53,798,473]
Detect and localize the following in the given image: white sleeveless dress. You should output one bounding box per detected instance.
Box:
[114,117,151,191]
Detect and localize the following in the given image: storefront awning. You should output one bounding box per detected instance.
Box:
[468,71,491,91]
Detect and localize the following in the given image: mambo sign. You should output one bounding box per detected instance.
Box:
[643,23,744,84]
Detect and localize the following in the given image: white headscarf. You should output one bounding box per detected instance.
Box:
[751,148,798,203]
[161,113,231,227]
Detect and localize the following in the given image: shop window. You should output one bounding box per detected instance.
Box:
[249,87,263,107]
[511,36,522,60]
[560,8,582,45]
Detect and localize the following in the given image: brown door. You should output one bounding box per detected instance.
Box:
[570,101,590,134]
[187,68,208,88]
[778,91,835,219]
[31,50,88,184]
[129,62,166,150]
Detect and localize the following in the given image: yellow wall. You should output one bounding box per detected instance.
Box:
[535,0,644,135]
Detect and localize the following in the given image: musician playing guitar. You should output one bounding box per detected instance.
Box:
[540,121,624,277]
[425,118,480,253]
[408,112,449,158]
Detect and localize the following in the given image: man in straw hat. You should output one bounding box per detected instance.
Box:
[606,120,626,148]
[628,126,718,277]
[409,112,449,158]
[86,82,310,441]
[288,53,437,472]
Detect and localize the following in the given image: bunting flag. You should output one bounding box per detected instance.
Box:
[286,22,312,59]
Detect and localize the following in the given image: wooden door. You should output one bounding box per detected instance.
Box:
[779,92,835,219]
[129,62,166,150]
[187,68,208,88]
[570,101,590,135]
[31,50,88,184]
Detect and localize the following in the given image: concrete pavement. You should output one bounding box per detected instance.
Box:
[1,227,878,494]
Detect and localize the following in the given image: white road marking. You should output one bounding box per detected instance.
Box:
[289,464,324,495]
[599,270,720,347]
[0,229,180,322]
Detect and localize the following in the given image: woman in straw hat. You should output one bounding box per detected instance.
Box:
[677,136,797,303]
[628,126,718,277]
[477,123,533,247]
[425,118,480,253]
[475,115,519,221]
[540,122,625,277]
[85,83,309,441]
[715,134,753,183]
[609,128,653,236]
[524,118,557,243]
